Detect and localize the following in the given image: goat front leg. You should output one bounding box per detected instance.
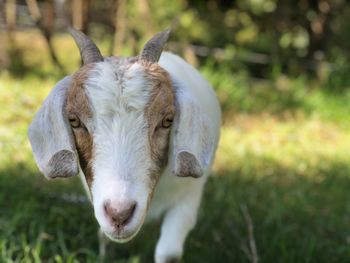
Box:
[98,228,109,261]
[155,192,202,263]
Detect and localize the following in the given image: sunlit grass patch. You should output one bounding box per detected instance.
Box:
[0,72,55,168]
[215,114,350,178]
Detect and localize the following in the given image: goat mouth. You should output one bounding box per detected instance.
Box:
[105,215,146,243]
[106,227,141,243]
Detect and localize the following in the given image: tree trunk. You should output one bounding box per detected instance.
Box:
[26,0,65,72]
[6,0,16,41]
[72,0,89,34]
[0,0,9,69]
[113,0,126,55]
[138,0,153,38]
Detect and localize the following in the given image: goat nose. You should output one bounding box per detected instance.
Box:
[104,201,136,227]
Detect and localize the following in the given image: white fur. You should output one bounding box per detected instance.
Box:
[81,52,221,261]
[85,61,153,241]
[151,53,221,262]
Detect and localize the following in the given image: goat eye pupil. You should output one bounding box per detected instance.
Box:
[162,117,173,128]
[69,116,80,128]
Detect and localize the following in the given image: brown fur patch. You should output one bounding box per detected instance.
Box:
[142,62,176,187]
[65,64,95,188]
[66,61,175,195]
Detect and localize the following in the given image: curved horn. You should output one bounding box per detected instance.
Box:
[140,29,171,63]
[69,27,103,65]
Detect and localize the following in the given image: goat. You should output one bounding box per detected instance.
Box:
[28,28,221,263]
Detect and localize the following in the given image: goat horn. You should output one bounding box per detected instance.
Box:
[140,29,171,63]
[69,27,103,65]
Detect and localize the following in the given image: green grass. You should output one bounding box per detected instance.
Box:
[1,30,350,262]
[202,60,350,127]
[2,161,350,262]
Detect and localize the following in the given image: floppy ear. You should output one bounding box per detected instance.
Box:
[171,84,215,178]
[28,76,79,179]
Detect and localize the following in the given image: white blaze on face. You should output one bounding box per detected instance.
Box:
[85,60,155,241]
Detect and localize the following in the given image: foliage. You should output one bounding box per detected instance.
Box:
[3,0,350,82]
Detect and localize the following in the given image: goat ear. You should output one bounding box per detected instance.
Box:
[171,84,215,178]
[28,76,79,179]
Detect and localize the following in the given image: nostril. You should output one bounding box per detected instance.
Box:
[104,201,136,227]
[116,203,136,226]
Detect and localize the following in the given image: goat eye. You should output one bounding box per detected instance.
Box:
[162,115,173,128]
[68,115,81,128]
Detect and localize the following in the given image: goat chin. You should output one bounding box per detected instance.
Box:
[104,223,144,244]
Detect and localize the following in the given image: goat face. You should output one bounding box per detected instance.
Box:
[29,29,210,243]
[66,59,175,241]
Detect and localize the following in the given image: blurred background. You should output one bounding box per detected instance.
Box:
[0,0,350,262]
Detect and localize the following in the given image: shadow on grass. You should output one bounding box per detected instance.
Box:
[1,160,350,262]
[189,161,350,263]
